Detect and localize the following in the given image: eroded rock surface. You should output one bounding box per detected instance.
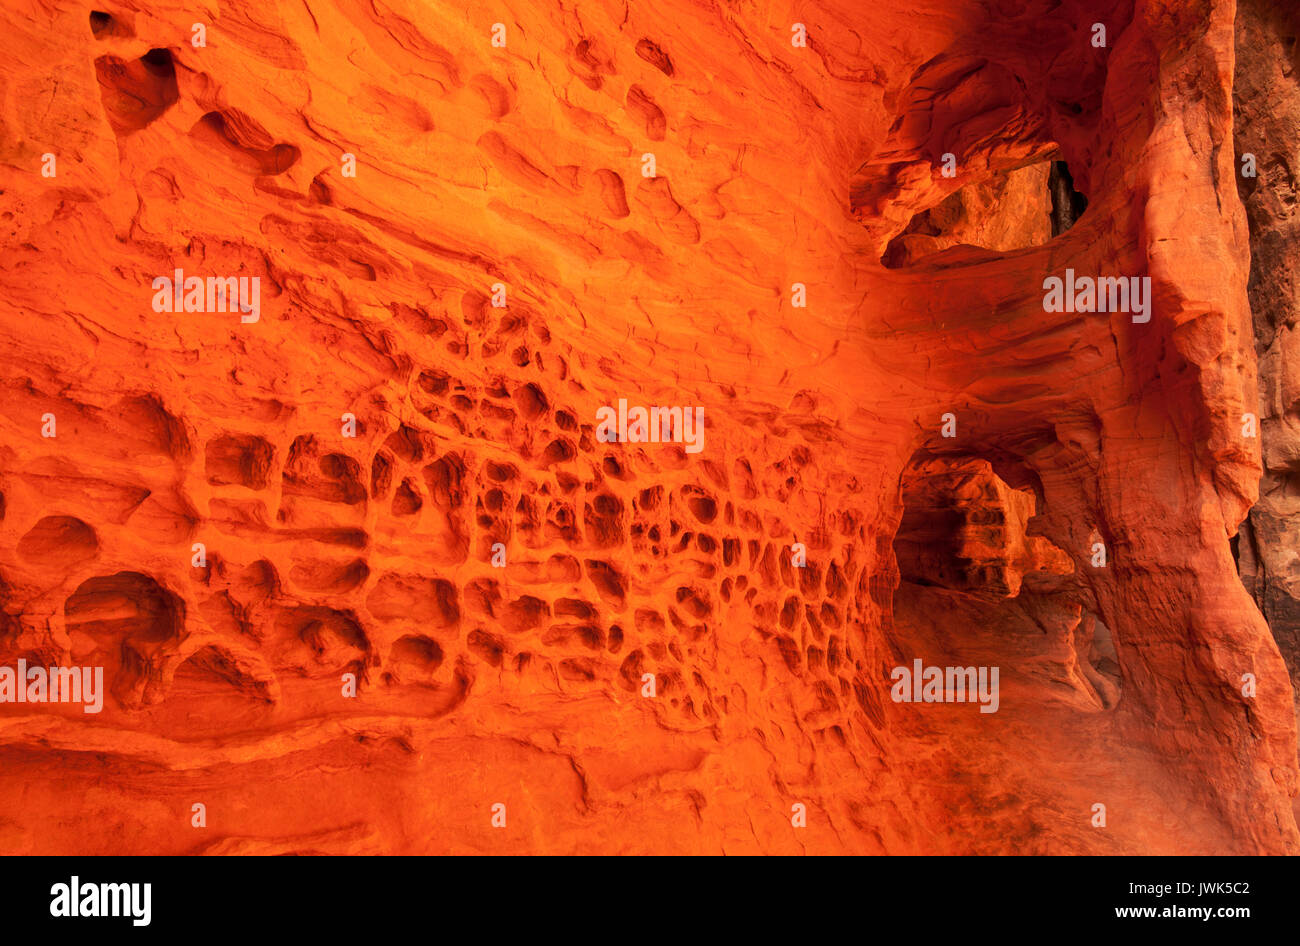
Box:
[1235,0,1300,742]
[0,0,1295,854]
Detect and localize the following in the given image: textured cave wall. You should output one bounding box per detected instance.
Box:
[0,0,1294,854]
[1234,0,1300,726]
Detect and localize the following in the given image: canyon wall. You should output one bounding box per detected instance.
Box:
[0,0,1295,854]
[1235,0,1300,730]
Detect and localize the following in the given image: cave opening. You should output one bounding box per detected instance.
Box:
[881,156,1090,269]
[890,453,1120,713]
[894,455,1069,600]
[1048,161,1089,236]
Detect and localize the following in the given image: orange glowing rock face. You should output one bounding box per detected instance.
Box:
[0,0,1296,855]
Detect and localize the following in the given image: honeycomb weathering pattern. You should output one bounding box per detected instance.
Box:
[0,0,1296,855]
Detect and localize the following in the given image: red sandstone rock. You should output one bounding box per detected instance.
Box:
[1234,0,1300,764]
[0,0,1294,855]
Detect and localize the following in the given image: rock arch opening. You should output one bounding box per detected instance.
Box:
[889,452,1119,714]
[894,455,1071,599]
[881,157,1089,269]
